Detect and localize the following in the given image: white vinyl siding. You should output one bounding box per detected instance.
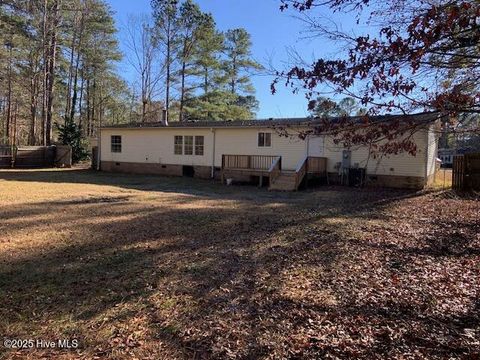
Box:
[100,125,436,178]
[320,130,429,177]
[101,128,212,166]
[214,128,305,170]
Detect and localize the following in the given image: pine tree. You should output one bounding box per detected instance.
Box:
[193,15,224,95]
[0,0,128,150]
[223,28,262,96]
[176,0,206,121]
[151,0,180,123]
[0,1,31,145]
[184,90,251,121]
[78,0,122,136]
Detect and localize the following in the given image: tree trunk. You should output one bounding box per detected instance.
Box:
[65,23,78,120]
[12,101,18,146]
[78,69,85,129]
[142,100,147,122]
[90,76,96,136]
[165,17,171,123]
[179,59,186,122]
[6,46,12,144]
[70,50,82,123]
[98,80,103,133]
[231,54,237,94]
[45,0,60,146]
[86,78,90,136]
[41,0,48,145]
[29,72,38,145]
[69,9,85,123]
[204,66,208,94]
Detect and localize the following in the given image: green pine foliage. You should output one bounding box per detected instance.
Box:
[309,96,367,118]
[0,0,263,149]
[152,0,262,122]
[56,119,89,163]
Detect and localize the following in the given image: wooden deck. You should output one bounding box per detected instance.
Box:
[222,154,279,171]
[221,155,281,187]
[221,154,327,191]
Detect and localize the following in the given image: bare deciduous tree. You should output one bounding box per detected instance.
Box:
[124,14,165,122]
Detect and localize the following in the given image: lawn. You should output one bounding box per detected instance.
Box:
[0,168,479,359]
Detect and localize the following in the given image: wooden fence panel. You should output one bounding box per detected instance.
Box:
[453,153,480,191]
[0,145,13,167]
[452,155,464,190]
[54,145,72,167]
[15,146,53,167]
[465,153,480,191]
[0,145,70,168]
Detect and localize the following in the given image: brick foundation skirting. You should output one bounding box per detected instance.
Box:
[100,161,426,189]
[327,172,426,189]
[101,161,214,180]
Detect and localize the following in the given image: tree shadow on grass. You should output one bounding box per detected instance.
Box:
[0,168,421,205]
[0,168,290,202]
[1,198,327,358]
[0,173,478,358]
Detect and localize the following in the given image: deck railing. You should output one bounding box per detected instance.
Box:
[222,154,279,170]
[295,155,308,190]
[307,156,327,174]
[294,156,328,190]
[268,156,282,184]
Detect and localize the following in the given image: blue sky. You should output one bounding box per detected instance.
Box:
[106,0,357,118]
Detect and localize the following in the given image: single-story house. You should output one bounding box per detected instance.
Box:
[98,112,440,190]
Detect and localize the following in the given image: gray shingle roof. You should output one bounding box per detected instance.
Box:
[100,111,440,130]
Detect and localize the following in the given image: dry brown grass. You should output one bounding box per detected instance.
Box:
[0,168,478,359]
[432,169,453,189]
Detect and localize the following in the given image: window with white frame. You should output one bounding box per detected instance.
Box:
[111,135,122,153]
[184,136,194,155]
[174,136,183,155]
[258,132,271,147]
[195,136,204,155]
[174,135,205,155]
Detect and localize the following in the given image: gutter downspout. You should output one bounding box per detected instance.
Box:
[424,118,441,187]
[424,127,429,187]
[211,128,216,179]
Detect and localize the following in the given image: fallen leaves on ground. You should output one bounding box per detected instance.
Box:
[0,170,478,359]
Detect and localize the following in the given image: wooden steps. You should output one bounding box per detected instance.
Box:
[269,172,298,191]
[221,155,327,192]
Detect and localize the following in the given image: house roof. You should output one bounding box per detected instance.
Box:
[100,111,441,130]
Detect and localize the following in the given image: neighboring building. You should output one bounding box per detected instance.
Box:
[98,112,440,190]
[438,147,474,168]
[438,148,455,168]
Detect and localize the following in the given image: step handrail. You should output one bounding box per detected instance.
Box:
[294,155,309,190]
[268,156,282,184]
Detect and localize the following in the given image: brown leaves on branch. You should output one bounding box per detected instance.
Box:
[274,0,480,146]
[280,0,371,12]
[273,113,433,156]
